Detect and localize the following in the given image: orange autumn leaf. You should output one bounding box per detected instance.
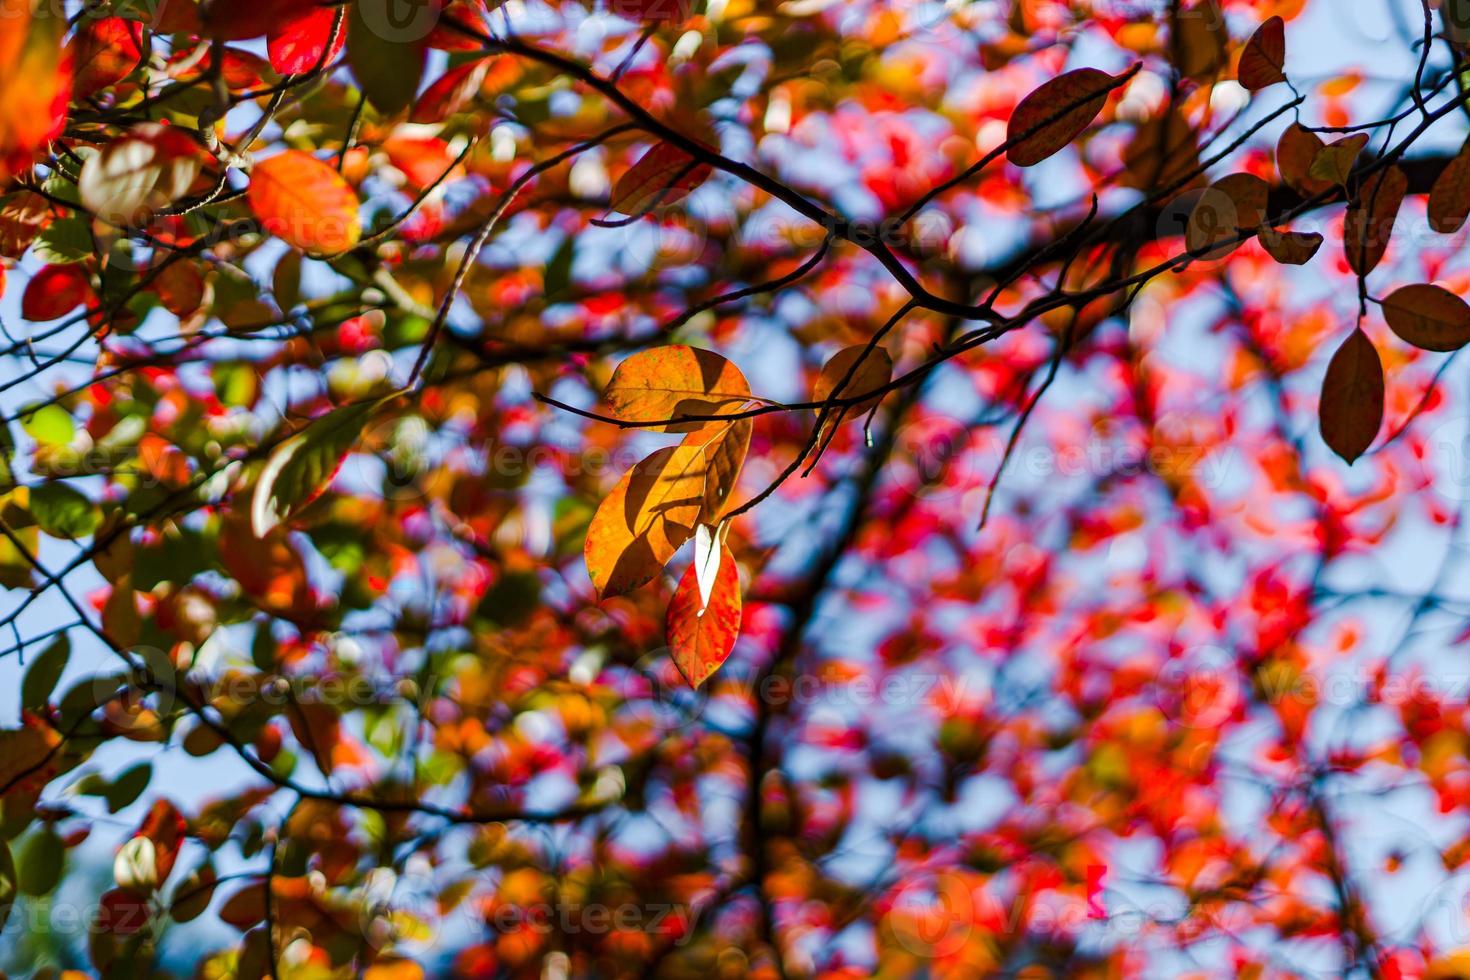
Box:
[0,0,70,184]
[1276,123,1333,198]
[603,346,752,433]
[685,419,752,523]
[585,445,707,598]
[0,712,62,796]
[248,150,362,255]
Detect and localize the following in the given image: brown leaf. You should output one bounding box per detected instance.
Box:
[585,446,707,598]
[1277,124,1334,198]
[603,346,751,433]
[1429,136,1470,234]
[814,344,895,417]
[1006,67,1127,168]
[1345,165,1407,277]
[666,541,741,688]
[1238,15,1286,90]
[1122,111,1201,190]
[0,714,62,796]
[1319,327,1384,464]
[1186,173,1269,257]
[1175,0,1228,79]
[1382,284,1470,352]
[1259,227,1324,265]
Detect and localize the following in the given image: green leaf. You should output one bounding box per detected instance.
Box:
[0,838,15,933]
[544,235,576,300]
[251,399,384,537]
[105,762,152,813]
[348,0,428,117]
[0,423,16,491]
[20,404,74,446]
[30,483,101,539]
[32,216,93,264]
[17,829,63,896]
[214,362,260,409]
[21,634,70,711]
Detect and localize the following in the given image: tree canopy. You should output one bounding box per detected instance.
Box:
[4,0,1470,977]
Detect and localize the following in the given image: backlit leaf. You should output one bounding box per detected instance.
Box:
[248,150,362,255]
[267,4,344,75]
[1277,124,1334,198]
[201,0,308,41]
[30,482,100,539]
[585,445,707,598]
[21,264,90,322]
[1306,134,1367,187]
[78,123,204,227]
[21,634,68,712]
[610,141,713,217]
[1186,173,1269,257]
[1319,327,1383,464]
[814,345,894,416]
[251,400,381,537]
[603,346,751,433]
[667,540,740,688]
[1174,0,1227,79]
[411,60,488,123]
[685,418,751,522]
[69,16,146,98]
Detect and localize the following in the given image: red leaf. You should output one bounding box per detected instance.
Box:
[150,259,205,319]
[411,59,488,123]
[607,0,692,21]
[202,0,312,41]
[95,887,152,936]
[21,265,91,322]
[667,541,741,688]
[69,16,146,98]
[267,4,345,76]
[135,799,186,885]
